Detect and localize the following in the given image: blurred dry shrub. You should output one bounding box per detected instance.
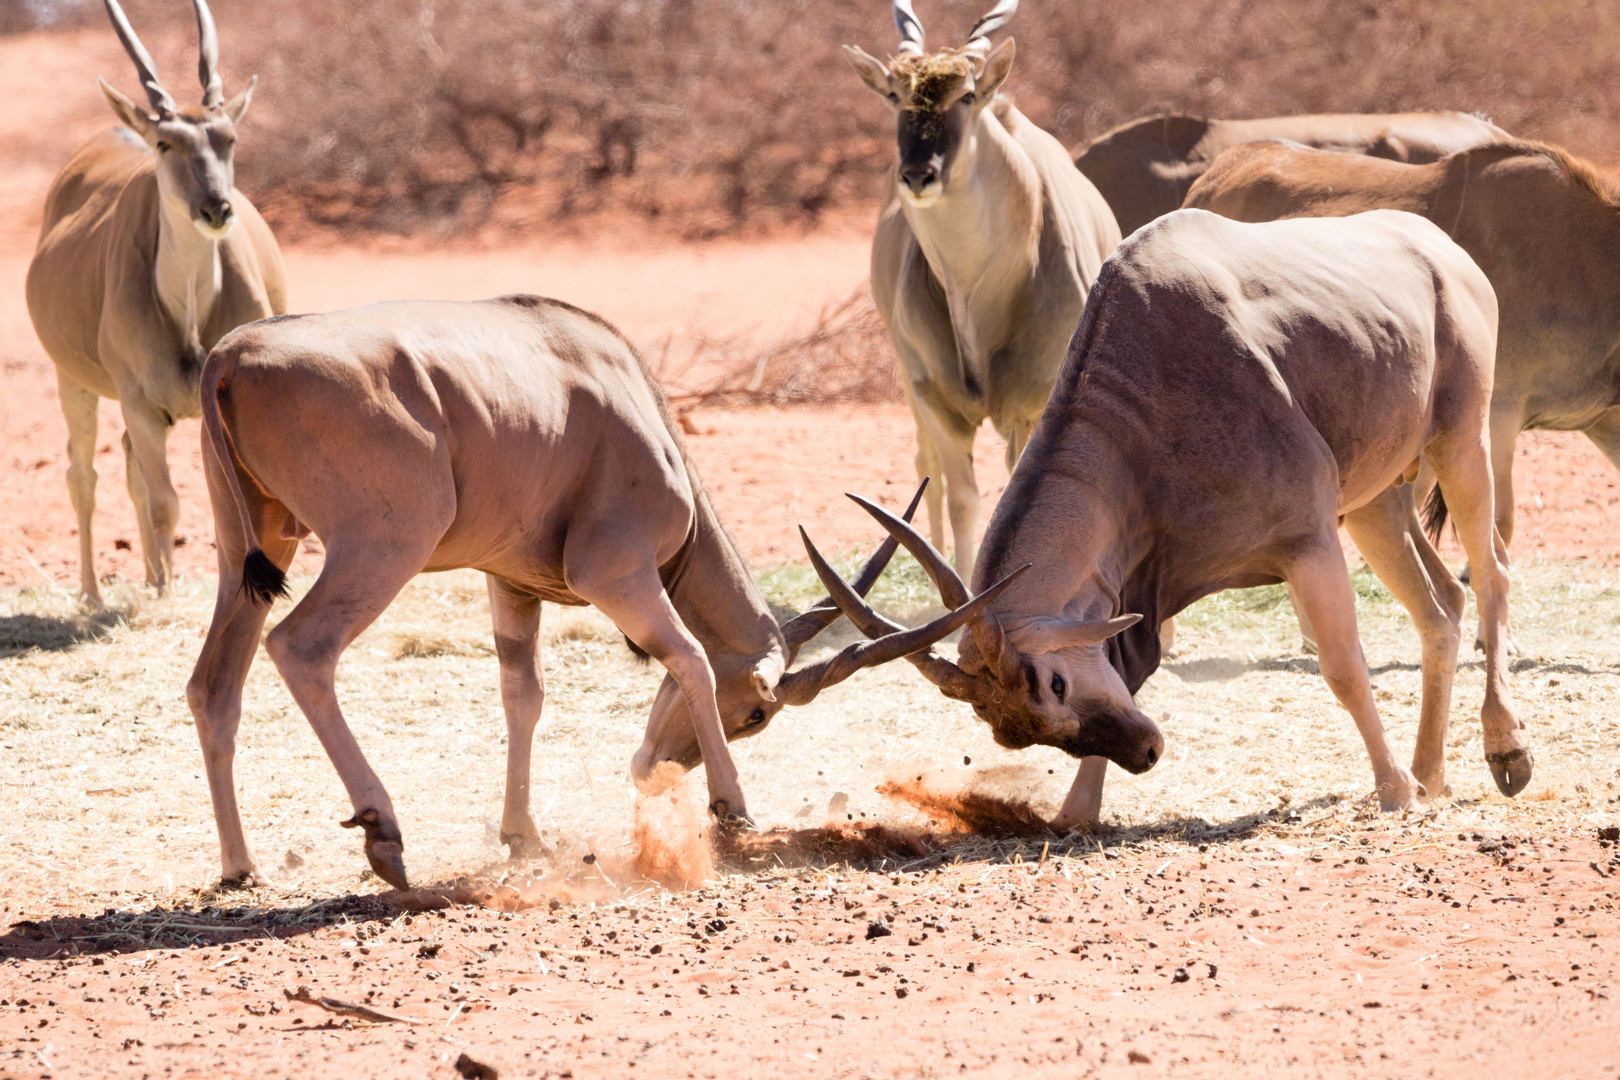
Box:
[9,0,1620,236]
[229,0,894,237]
[667,289,901,407]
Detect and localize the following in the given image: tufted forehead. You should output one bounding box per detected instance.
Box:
[888,49,973,110]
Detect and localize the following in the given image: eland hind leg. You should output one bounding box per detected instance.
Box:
[186,448,298,885]
[1426,428,1529,796]
[487,574,548,858]
[58,373,103,606]
[1342,484,1467,799]
[1286,537,1422,811]
[262,536,440,890]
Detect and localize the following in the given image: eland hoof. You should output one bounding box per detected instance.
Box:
[1486,747,1534,797]
[1376,771,1423,812]
[341,808,410,890]
[710,801,756,832]
[217,868,269,891]
[501,831,550,860]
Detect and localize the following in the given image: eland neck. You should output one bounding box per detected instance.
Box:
[902,106,1042,375]
[667,477,786,669]
[977,396,1142,628]
[153,187,223,361]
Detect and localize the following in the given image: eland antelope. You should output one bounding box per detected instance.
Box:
[813,209,1529,829]
[1076,110,1509,238]
[843,0,1119,582]
[26,0,285,606]
[187,296,1018,888]
[1186,139,1620,560]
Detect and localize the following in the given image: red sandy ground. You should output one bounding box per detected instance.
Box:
[6,26,1620,1080]
[2,827,1617,1079]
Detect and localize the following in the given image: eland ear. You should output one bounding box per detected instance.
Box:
[100,78,156,139]
[223,74,256,125]
[974,37,1016,101]
[1009,612,1141,655]
[842,45,895,101]
[751,654,785,703]
[751,670,777,703]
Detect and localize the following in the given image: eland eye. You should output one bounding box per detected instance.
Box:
[156,140,172,153]
[747,707,767,725]
[1050,673,1066,703]
[961,91,977,106]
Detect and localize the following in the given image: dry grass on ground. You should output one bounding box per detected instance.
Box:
[0,555,1616,913]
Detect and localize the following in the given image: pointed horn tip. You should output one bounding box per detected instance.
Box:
[968,562,1031,605]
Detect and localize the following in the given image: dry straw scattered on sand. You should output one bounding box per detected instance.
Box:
[0,557,1616,917]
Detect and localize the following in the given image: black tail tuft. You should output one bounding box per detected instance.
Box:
[1422,483,1450,545]
[622,634,652,665]
[241,549,289,606]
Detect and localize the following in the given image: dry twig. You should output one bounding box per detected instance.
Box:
[282,985,426,1025]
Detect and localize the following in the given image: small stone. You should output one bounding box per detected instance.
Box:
[1127,1050,1151,1064]
[865,921,892,940]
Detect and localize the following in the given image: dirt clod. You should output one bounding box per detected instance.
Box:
[454,1052,499,1079]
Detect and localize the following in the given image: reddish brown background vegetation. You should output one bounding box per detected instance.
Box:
[7,0,1620,238]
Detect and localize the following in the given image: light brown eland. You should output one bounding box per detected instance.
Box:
[1076,110,1508,238]
[843,0,1119,582]
[1185,139,1620,563]
[26,0,285,607]
[187,296,1018,889]
[810,209,1530,830]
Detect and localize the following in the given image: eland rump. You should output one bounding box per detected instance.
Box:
[1075,110,1508,238]
[1186,139,1620,560]
[187,296,1015,889]
[814,209,1530,829]
[26,0,284,606]
[843,0,1119,581]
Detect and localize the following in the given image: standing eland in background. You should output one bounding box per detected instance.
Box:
[1185,139,1620,564]
[843,0,1120,583]
[1076,110,1509,238]
[26,0,285,607]
[187,296,1019,889]
[814,209,1529,829]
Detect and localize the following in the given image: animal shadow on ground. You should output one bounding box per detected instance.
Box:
[714,788,1349,877]
[1507,656,1619,676]
[0,792,1349,961]
[0,609,124,658]
[1165,654,1426,683]
[0,894,404,961]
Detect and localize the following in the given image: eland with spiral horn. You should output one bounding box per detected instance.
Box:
[26,0,285,606]
[843,0,1121,583]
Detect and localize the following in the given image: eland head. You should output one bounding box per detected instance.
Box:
[630,482,1029,794]
[842,0,1022,207]
[809,493,1165,775]
[97,0,255,239]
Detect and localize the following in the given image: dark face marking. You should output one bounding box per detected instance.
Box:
[894,95,972,198]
